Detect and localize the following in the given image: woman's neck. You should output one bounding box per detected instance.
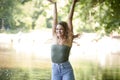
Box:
[57,36,67,45]
[57,35,66,39]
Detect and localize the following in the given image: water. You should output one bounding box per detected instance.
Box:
[0,32,120,80]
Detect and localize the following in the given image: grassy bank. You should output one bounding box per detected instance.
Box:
[0,61,120,80]
[0,67,51,80]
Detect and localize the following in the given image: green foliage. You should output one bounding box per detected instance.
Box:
[0,0,120,34]
[102,67,120,80]
[20,0,32,4]
[0,68,13,80]
[70,0,120,34]
[103,0,120,34]
[0,0,16,29]
[0,68,51,80]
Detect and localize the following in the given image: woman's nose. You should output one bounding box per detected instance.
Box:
[58,30,61,32]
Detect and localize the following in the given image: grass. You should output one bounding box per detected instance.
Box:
[0,48,98,80]
[0,68,51,80]
[102,67,120,80]
[73,60,101,80]
[0,58,120,80]
[73,60,120,80]
[0,51,120,80]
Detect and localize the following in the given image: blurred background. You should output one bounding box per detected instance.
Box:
[0,0,120,80]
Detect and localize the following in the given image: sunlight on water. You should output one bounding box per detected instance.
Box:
[71,33,120,67]
[0,31,120,80]
[0,31,120,68]
[0,30,52,68]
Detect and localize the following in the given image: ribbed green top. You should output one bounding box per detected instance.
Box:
[51,44,71,63]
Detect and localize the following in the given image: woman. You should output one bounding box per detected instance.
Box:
[48,0,79,80]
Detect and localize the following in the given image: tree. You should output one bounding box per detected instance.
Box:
[0,0,120,34]
[66,0,120,34]
[0,0,15,29]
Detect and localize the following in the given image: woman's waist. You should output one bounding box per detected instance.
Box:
[52,61,70,66]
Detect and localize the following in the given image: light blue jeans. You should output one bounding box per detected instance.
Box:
[51,61,75,80]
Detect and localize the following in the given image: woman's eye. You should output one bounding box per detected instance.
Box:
[56,29,59,30]
[56,28,64,31]
[60,29,64,31]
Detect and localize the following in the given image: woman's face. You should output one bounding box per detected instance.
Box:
[56,24,65,38]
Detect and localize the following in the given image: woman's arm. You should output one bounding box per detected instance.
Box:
[48,0,58,36]
[67,0,78,32]
[52,2,57,36]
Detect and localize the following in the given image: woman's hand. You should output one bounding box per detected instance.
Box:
[73,33,81,39]
[73,0,79,3]
[48,0,56,3]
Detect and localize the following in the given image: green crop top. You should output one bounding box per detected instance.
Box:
[51,44,71,63]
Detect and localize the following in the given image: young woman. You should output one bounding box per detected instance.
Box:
[48,0,79,80]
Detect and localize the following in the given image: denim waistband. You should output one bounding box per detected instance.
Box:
[52,61,70,66]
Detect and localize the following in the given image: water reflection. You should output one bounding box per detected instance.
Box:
[0,31,120,80]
